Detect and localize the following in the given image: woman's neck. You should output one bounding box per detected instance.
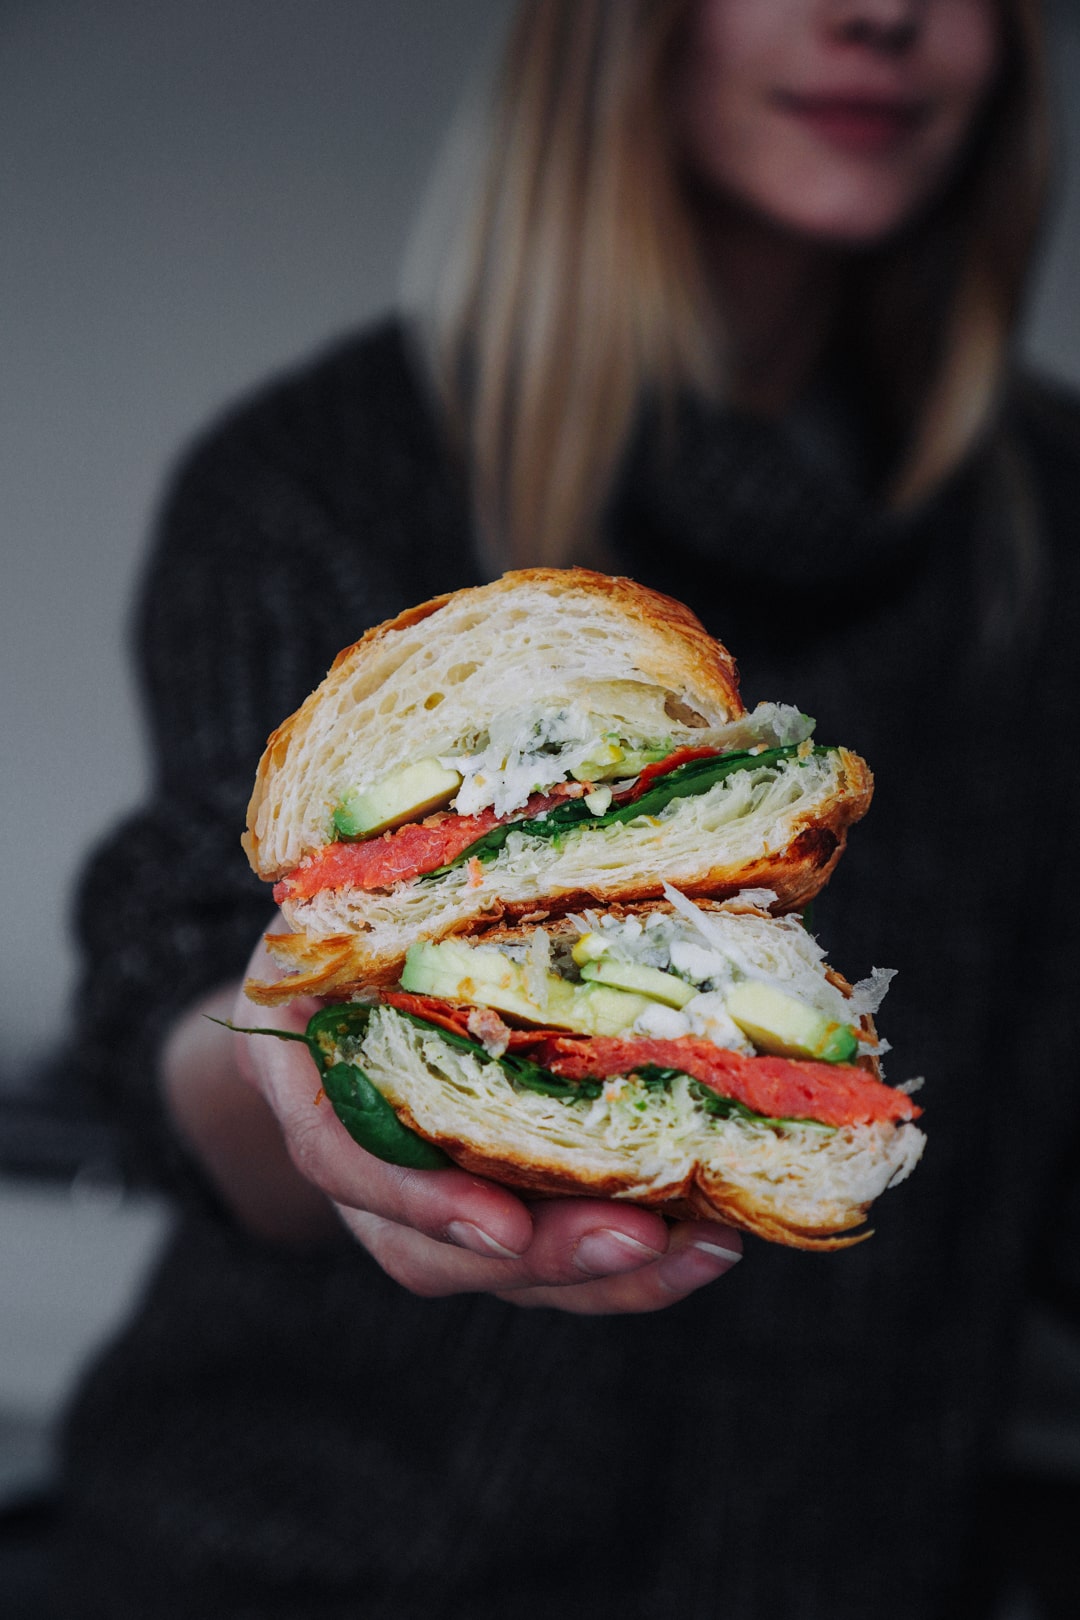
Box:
[694,193,846,417]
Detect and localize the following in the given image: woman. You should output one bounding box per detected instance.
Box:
[62,1,1078,1615]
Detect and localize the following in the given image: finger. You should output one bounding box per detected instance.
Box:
[275,1075,539,1256]
[494,1222,743,1314]
[229,962,536,1253]
[235,973,682,1270]
[232,926,736,1296]
[337,1205,664,1298]
[491,1196,671,1286]
[338,1208,529,1296]
[230,978,321,1089]
[230,923,320,1090]
[337,1204,732,1302]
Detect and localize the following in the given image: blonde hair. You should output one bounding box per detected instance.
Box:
[415,0,1050,569]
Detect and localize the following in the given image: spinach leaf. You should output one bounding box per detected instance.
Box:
[423,744,831,879]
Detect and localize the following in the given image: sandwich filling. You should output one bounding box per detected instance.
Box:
[295,893,924,1235]
[349,1002,924,1236]
[333,892,920,1135]
[276,701,816,904]
[233,893,923,1237]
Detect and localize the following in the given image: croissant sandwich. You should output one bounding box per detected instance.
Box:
[243,569,873,1003]
[241,893,922,1249]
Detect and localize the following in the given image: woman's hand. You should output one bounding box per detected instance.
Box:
[166,920,743,1312]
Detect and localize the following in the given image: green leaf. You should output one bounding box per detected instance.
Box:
[321,1061,451,1169]
[422,745,833,879]
[204,1015,311,1045]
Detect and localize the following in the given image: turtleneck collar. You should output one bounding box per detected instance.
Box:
[607,385,967,610]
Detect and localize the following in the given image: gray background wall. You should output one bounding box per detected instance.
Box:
[1,0,508,1081]
[2,0,1079,1084]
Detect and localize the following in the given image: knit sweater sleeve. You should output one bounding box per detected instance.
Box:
[71,322,473,1195]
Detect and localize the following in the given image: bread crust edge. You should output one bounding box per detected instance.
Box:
[380,1105,876,1252]
[243,569,745,878]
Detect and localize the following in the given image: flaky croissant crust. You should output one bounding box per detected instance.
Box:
[244,569,745,879]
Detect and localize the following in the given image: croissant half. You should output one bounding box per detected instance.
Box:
[296,903,924,1250]
[243,569,872,1001]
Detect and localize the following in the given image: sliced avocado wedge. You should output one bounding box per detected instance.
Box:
[401,939,531,1011]
[725,980,858,1064]
[333,758,463,838]
[580,958,696,1009]
[567,984,663,1037]
[571,932,609,966]
[568,740,624,780]
[573,930,697,1008]
[570,743,670,782]
[400,939,653,1036]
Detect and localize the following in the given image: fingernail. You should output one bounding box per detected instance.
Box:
[694,1240,743,1264]
[574,1229,665,1276]
[446,1220,526,1259]
[657,1240,741,1295]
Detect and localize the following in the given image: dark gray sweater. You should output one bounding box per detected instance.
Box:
[61,320,1080,1619]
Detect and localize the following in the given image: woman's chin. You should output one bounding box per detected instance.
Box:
[737,177,940,251]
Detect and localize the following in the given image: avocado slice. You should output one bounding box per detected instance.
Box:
[570,743,670,782]
[579,958,696,1009]
[571,932,696,1009]
[570,932,609,966]
[333,758,463,838]
[400,939,653,1036]
[725,981,858,1064]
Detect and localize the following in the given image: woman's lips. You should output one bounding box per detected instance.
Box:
[776,92,929,155]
